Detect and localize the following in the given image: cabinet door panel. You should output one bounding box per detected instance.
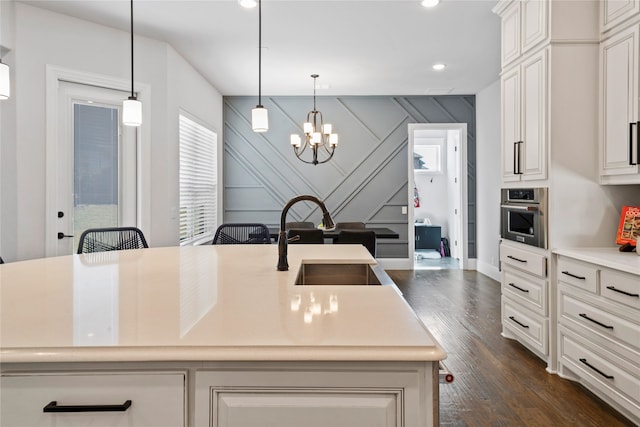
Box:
[521,50,547,180]
[501,3,520,67]
[601,0,640,33]
[601,25,640,178]
[216,390,398,427]
[522,0,548,54]
[502,68,520,181]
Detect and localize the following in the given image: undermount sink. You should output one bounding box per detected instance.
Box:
[295,263,395,286]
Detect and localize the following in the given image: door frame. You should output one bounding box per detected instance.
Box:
[45,65,151,257]
[408,123,468,269]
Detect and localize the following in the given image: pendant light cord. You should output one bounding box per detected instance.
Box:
[257,0,262,107]
[130,0,135,98]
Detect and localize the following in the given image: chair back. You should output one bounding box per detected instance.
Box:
[335,222,366,230]
[335,230,376,257]
[287,228,324,244]
[212,223,272,244]
[77,227,149,254]
[0,256,4,264]
[285,221,315,229]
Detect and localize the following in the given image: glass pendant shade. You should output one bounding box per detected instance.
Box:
[0,62,10,100]
[329,133,339,146]
[322,123,332,134]
[252,106,269,132]
[303,122,313,134]
[123,97,142,127]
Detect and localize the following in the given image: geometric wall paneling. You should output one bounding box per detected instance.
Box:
[224,95,476,258]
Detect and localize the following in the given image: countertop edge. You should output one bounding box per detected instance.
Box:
[552,247,640,274]
[1,345,447,364]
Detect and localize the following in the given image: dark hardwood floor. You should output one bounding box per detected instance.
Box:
[386,269,636,427]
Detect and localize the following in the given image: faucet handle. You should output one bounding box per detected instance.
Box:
[287,235,301,243]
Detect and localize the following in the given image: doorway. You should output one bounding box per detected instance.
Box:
[47,80,138,256]
[408,123,468,270]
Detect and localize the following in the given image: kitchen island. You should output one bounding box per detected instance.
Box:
[0,245,445,426]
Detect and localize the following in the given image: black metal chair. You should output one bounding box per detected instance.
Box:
[286,221,315,229]
[77,227,149,254]
[0,256,4,264]
[335,229,376,257]
[286,228,324,244]
[212,223,272,244]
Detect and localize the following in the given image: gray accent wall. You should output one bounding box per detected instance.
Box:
[223,95,476,259]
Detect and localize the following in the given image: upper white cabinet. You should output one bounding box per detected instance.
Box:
[499,0,548,68]
[599,23,640,184]
[501,49,547,182]
[601,0,640,33]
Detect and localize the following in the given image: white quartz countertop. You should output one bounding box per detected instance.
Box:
[552,247,640,275]
[0,245,446,364]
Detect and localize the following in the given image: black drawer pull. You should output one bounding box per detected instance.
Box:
[579,313,614,330]
[508,283,529,293]
[606,286,639,298]
[579,358,614,380]
[508,315,529,329]
[561,271,585,280]
[43,400,132,413]
[507,255,527,263]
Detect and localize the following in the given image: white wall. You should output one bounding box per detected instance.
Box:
[0,2,223,261]
[475,79,501,281]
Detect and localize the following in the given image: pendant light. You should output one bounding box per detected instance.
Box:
[251,0,268,132]
[0,59,9,100]
[123,0,142,127]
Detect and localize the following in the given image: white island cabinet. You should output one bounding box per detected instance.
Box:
[0,245,445,427]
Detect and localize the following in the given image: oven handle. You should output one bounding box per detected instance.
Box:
[500,204,538,212]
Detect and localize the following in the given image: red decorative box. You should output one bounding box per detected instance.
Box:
[616,206,640,245]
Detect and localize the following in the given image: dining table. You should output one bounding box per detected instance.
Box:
[268,226,400,240]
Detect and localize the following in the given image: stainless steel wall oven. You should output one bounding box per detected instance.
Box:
[500,188,547,249]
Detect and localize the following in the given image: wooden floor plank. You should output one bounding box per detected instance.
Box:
[387,269,636,427]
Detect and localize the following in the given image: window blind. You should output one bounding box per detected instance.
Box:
[179,114,217,245]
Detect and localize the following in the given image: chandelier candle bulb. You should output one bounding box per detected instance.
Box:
[311,132,321,144]
[322,123,332,134]
[329,133,338,146]
[303,122,313,134]
[290,134,302,147]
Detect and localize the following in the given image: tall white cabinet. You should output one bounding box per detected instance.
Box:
[599,2,640,184]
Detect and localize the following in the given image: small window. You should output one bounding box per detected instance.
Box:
[413,144,443,173]
[179,114,218,245]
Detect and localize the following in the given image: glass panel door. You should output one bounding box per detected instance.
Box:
[73,103,120,251]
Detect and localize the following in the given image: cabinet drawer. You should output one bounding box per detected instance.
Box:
[502,297,547,356]
[559,289,640,351]
[500,244,547,277]
[559,331,640,408]
[0,372,185,427]
[557,256,598,293]
[502,269,547,315]
[601,269,640,309]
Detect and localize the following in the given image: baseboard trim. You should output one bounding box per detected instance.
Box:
[477,260,500,282]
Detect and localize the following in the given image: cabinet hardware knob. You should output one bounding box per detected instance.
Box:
[508,315,529,329]
[578,313,613,330]
[579,358,614,380]
[561,271,585,280]
[43,400,132,413]
[605,286,639,298]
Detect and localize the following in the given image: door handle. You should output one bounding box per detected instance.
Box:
[57,232,74,239]
[631,122,640,166]
[516,141,524,174]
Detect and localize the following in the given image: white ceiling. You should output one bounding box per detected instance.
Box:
[20,0,501,96]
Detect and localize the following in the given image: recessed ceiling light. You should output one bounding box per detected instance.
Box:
[432,63,446,71]
[238,0,257,9]
[421,0,440,8]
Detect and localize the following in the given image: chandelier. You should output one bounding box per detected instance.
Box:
[289,74,338,165]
